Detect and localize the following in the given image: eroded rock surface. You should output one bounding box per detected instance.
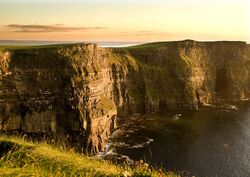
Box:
[0,40,250,153]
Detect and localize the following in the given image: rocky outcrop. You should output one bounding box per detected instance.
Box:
[121,41,250,112]
[0,44,117,153]
[0,40,250,153]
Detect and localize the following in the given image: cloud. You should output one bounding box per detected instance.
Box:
[3,24,106,33]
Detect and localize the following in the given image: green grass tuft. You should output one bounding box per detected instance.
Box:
[0,134,181,177]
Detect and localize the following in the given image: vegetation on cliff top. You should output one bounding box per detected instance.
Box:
[0,135,180,177]
[0,43,83,50]
[124,42,173,49]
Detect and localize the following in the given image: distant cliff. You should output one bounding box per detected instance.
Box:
[1,40,250,153]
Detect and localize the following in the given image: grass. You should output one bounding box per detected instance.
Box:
[123,42,172,49]
[0,134,181,177]
[0,43,84,50]
[0,40,183,51]
[122,40,196,49]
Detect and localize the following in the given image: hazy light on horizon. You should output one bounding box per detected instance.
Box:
[0,0,249,42]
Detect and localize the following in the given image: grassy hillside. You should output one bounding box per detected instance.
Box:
[0,135,180,177]
[124,42,173,49]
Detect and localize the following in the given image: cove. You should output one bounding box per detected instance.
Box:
[107,102,250,177]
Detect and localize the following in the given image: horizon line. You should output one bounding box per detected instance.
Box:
[0,39,249,44]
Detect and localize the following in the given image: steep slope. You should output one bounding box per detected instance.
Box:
[116,40,250,112]
[0,40,250,153]
[0,44,117,153]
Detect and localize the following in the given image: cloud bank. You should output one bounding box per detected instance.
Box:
[3,24,106,33]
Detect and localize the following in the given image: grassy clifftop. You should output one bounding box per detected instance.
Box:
[0,135,180,177]
[0,43,82,50]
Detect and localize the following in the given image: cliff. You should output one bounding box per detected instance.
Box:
[0,40,250,153]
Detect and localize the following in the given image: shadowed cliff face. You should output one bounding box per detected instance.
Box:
[0,40,250,153]
[111,41,250,113]
[0,44,117,153]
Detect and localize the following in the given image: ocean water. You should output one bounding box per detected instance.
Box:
[0,40,140,47]
[105,102,250,177]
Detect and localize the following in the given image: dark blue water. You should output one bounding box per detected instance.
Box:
[108,102,250,177]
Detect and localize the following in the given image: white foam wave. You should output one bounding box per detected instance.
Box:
[203,103,238,110]
[130,137,154,149]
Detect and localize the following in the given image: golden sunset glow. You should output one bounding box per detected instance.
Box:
[0,0,249,42]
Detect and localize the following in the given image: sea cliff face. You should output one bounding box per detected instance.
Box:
[1,40,250,153]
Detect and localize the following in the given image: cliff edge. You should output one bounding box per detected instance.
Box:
[0,40,250,153]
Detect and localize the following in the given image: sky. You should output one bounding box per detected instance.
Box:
[0,0,249,42]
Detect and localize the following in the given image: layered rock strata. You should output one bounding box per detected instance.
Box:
[0,40,249,152]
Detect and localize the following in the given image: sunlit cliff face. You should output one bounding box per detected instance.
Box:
[0,0,248,42]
